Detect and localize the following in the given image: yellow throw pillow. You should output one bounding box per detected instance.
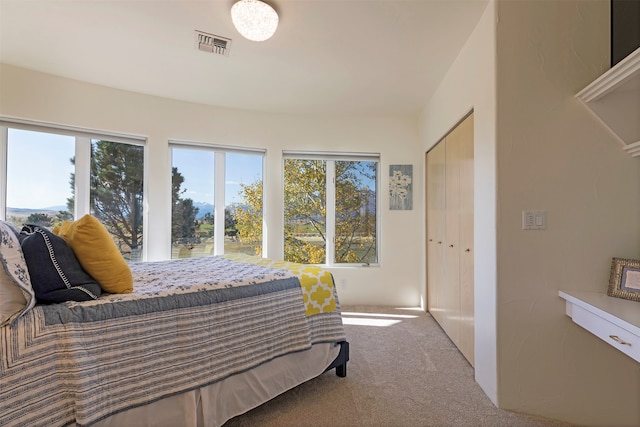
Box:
[56,214,133,294]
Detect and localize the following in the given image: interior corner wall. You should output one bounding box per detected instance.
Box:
[421,1,640,421]
[420,0,498,405]
[0,63,424,308]
[495,0,640,425]
[422,0,640,424]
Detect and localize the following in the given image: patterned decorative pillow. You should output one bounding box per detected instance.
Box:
[20,225,101,304]
[0,221,35,326]
[3,220,21,239]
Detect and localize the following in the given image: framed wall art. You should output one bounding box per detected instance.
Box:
[608,257,640,302]
[389,165,412,210]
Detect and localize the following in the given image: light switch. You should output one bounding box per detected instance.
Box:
[522,210,546,230]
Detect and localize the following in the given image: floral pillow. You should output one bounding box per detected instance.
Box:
[0,221,35,326]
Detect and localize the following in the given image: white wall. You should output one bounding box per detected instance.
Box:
[420,0,498,405]
[495,1,639,425]
[422,0,640,425]
[0,63,424,307]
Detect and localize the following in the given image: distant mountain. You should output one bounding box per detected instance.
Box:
[44,205,68,212]
[6,206,68,222]
[191,202,251,219]
[7,206,68,214]
[7,203,249,220]
[193,202,213,219]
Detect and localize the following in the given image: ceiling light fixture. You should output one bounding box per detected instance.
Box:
[230,0,279,42]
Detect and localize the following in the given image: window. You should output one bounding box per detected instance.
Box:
[1,121,145,261]
[89,140,144,261]
[5,129,75,227]
[283,152,378,266]
[170,143,264,259]
[225,152,263,255]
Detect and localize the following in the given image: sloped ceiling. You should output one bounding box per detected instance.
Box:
[0,0,489,116]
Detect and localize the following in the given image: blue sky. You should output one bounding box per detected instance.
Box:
[6,129,75,209]
[171,148,262,206]
[6,128,262,210]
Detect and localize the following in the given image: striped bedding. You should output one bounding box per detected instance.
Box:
[0,256,346,427]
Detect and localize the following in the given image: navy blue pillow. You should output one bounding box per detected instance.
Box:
[19,225,101,304]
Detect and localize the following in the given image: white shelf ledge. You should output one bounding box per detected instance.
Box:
[576,47,640,156]
[560,290,640,363]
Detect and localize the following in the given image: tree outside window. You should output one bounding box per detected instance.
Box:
[234,155,378,265]
[4,128,146,262]
[170,145,263,259]
[88,140,144,261]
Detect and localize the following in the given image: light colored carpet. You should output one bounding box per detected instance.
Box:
[224,305,575,427]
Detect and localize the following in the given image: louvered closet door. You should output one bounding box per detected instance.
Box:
[426,141,446,327]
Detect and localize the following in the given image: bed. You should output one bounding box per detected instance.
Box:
[0,219,349,427]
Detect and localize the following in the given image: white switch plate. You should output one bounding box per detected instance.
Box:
[522,210,546,230]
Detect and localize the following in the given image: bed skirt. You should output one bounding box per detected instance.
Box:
[92,342,341,427]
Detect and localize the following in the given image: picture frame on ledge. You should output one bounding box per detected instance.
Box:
[608,257,640,302]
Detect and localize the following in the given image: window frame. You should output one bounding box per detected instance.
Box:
[0,118,146,256]
[282,150,380,267]
[169,140,266,257]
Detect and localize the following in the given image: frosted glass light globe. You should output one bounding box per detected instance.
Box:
[231,0,279,42]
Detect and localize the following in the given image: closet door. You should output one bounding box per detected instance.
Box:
[458,113,474,366]
[426,140,446,327]
[444,123,461,347]
[426,113,474,367]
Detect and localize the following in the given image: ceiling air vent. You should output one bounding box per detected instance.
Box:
[195,30,231,56]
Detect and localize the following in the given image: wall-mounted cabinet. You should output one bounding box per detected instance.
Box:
[576,47,640,156]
